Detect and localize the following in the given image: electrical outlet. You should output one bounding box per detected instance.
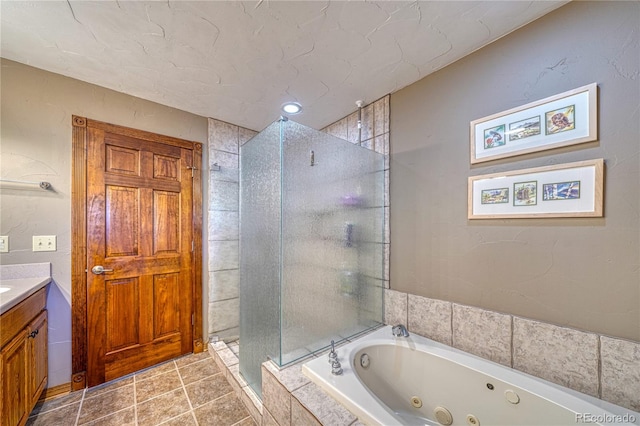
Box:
[0,236,8,253]
[33,235,56,252]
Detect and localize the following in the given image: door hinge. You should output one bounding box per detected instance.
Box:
[187,166,197,178]
[191,240,195,252]
[192,314,195,326]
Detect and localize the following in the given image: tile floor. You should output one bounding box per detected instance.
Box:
[27,350,255,426]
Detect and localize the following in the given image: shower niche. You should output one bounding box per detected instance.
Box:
[240,118,385,397]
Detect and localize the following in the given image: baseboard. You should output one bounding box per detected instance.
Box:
[39,382,72,401]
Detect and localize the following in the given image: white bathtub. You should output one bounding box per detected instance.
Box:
[302,325,639,426]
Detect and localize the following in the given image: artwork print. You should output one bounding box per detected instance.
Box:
[509,116,541,141]
[470,83,596,164]
[484,124,505,149]
[468,159,603,219]
[514,181,537,206]
[481,188,509,204]
[543,181,580,201]
[545,105,575,135]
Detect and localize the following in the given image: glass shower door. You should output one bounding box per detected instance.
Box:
[239,118,385,397]
[279,120,385,365]
[239,121,282,397]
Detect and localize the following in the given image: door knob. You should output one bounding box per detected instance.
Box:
[91,265,114,275]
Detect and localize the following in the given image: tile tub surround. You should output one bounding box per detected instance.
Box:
[384,288,640,412]
[209,339,363,426]
[26,351,253,426]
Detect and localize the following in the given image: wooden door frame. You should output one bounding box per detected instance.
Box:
[71,116,203,390]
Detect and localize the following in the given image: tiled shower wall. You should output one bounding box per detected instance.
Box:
[208,119,257,342]
[322,95,391,289]
[384,289,640,412]
[207,95,391,341]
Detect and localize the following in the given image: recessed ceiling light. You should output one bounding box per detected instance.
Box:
[281,102,302,114]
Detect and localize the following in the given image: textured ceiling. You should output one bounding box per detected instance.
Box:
[1,1,567,131]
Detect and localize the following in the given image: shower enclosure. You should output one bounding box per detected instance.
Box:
[239,118,385,397]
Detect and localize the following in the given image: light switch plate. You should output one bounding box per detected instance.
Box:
[33,235,56,252]
[0,236,8,253]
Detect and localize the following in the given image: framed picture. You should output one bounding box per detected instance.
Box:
[470,83,597,164]
[468,159,603,219]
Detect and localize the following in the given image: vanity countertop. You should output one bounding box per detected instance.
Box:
[0,276,52,315]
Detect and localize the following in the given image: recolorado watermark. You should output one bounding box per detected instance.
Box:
[576,413,637,424]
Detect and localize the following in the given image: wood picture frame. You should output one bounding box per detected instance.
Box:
[470,83,598,164]
[468,159,604,219]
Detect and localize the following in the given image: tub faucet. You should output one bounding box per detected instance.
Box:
[392,324,410,338]
[328,340,338,363]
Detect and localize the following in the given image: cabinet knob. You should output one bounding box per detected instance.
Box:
[28,329,39,338]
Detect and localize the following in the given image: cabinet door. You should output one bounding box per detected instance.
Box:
[28,311,48,406]
[1,330,29,426]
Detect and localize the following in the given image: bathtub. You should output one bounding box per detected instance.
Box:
[302,325,639,426]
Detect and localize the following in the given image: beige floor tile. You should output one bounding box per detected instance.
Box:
[193,393,250,425]
[185,373,233,408]
[136,369,182,403]
[85,377,134,399]
[137,388,191,426]
[175,351,214,368]
[159,412,198,425]
[179,357,221,385]
[27,402,80,426]
[30,352,251,426]
[30,390,83,416]
[135,360,177,382]
[84,407,135,426]
[78,385,134,425]
[236,417,257,426]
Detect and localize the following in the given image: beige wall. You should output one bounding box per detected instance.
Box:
[0,58,208,386]
[390,1,639,341]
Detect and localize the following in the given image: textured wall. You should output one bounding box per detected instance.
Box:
[0,59,208,387]
[390,1,639,341]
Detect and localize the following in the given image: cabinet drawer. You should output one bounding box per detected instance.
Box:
[0,288,46,348]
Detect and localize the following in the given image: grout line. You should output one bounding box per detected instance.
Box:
[209,147,240,156]
[74,389,86,426]
[133,372,138,425]
[230,415,252,426]
[597,335,602,399]
[190,410,199,425]
[510,316,515,369]
[82,406,135,426]
[177,360,195,412]
[155,411,195,426]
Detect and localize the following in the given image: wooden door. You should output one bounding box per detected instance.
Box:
[84,121,201,387]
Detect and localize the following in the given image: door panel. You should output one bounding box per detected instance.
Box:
[105,278,139,352]
[154,191,180,254]
[153,273,180,338]
[86,125,196,387]
[105,186,139,257]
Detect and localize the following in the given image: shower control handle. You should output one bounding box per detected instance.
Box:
[91,265,113,275]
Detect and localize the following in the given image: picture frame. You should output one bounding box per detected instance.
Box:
[470,83,597,164]
[468,159,603,219]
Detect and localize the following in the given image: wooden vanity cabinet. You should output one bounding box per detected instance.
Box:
[28,311,48,407]
[1,287,48,426]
